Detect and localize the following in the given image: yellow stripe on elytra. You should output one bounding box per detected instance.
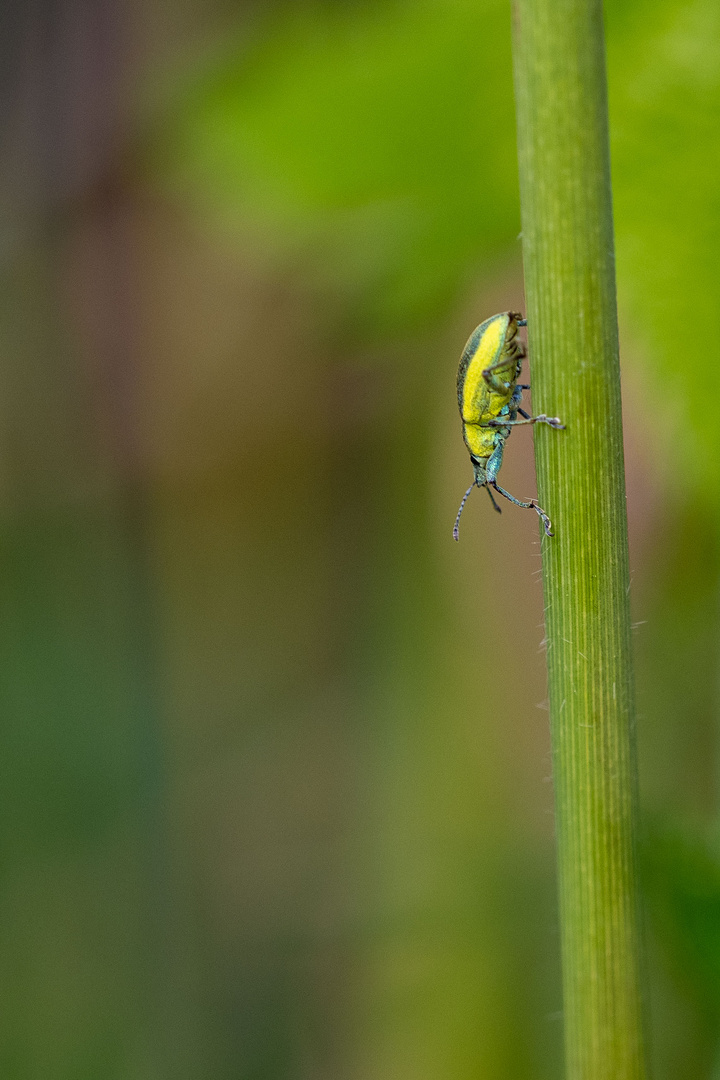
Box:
[461,314,511,423]
[463,424,497,459]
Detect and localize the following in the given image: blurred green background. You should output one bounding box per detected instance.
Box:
[0,0,719,1076]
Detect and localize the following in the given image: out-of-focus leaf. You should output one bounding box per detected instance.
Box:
[152,0,520,333]
[154,0,720,493]
[607,0,720,501]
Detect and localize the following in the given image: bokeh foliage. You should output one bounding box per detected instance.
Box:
[0,0,719,1077]
[151,0,720,1073]
[157,0,720,492]
[154,0,520,332]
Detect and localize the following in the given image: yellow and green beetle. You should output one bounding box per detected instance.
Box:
[454,310,564,541]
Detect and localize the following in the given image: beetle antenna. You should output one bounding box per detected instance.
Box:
[453,485,475,541]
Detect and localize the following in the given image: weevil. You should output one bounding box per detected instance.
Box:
[453,311,564,541]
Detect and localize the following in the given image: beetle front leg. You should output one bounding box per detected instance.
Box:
[485,445,553,534]
[485,485,502,514]
[485,440,506,487]
[491,483,554,537]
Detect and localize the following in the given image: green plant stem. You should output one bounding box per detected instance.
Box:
[511,2,649,1078]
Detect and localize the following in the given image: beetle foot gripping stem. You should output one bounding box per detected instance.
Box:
[531,501,554,537]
